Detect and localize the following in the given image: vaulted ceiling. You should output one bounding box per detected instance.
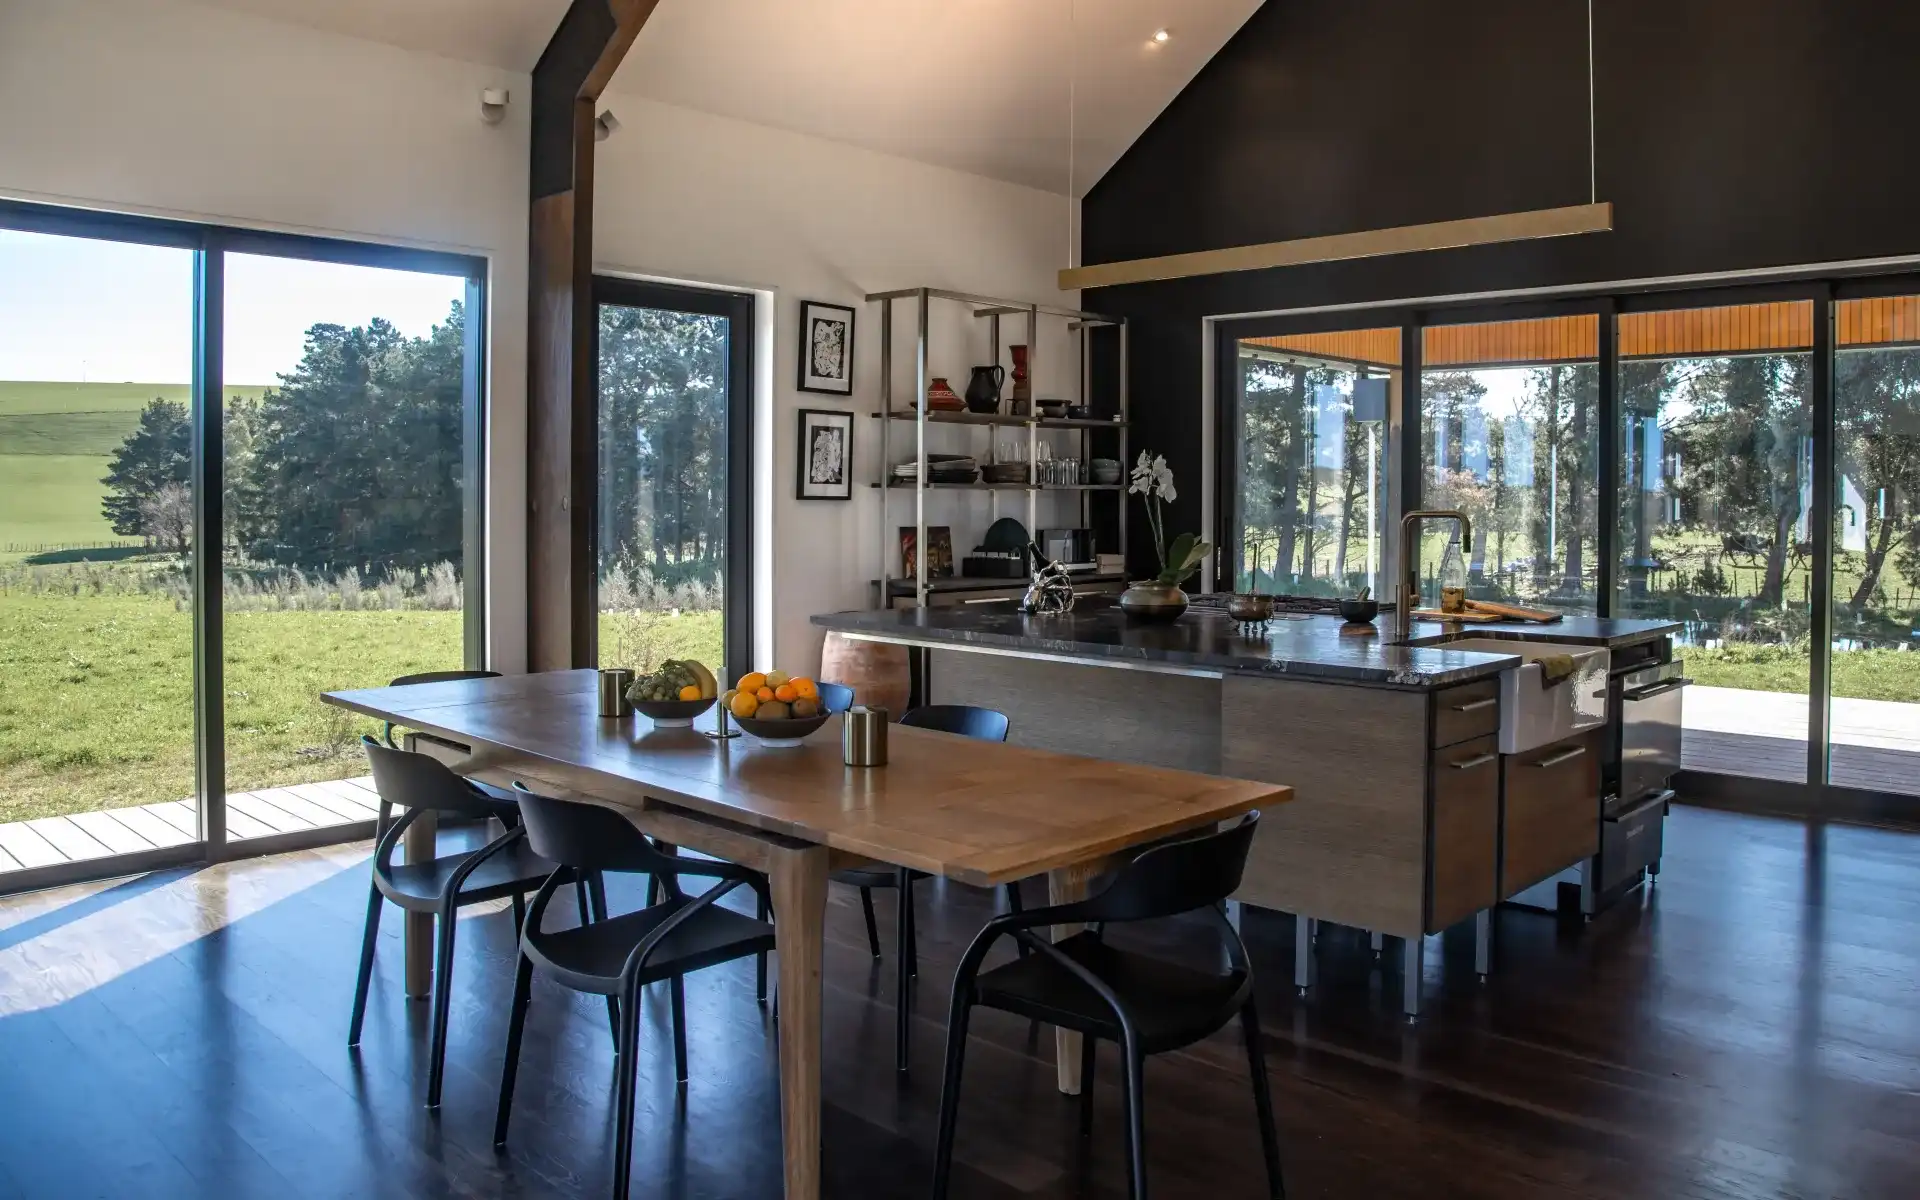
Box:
[189,0,1261,194]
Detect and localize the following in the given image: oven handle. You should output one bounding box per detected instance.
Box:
[1607,789,1675,823]
[1622,677,1692,702]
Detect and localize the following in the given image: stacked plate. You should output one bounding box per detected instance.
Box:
[1090,458,1122,485]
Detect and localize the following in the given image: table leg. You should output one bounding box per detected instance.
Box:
[402,809,438,999]
[1047,861,1102,1094]
[768,840,830,1199]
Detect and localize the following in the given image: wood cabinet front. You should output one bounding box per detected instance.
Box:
[1427,733,1500,932]
[1500,728,1602,894]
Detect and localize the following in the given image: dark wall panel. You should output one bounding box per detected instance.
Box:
[1083,0,1920,570]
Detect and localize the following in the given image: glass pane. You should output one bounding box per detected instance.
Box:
[596,303,729,679]
[1230,329,1395,598]
[1420,315,1600,614]
[222,254,470,839]
[1616,300,1814,783]
[1832,297,1920,795]
[0,228,199,868]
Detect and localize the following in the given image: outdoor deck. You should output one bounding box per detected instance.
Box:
[1684,684,1920,791]
[0,776,379,874]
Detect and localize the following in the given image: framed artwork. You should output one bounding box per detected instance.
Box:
[796,408,853,499]
[797,300,855,395]
[900,526,955,579]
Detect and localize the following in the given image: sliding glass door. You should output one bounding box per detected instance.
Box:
[593,278,753,685]
[219,251,479,841]
[1831,296,1920,796]
[1613,301,1815,783]
[0,225,203,873]
[0,199,486,887]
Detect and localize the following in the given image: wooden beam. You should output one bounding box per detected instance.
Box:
[527,0,661,671]
[1057,202,1613,291]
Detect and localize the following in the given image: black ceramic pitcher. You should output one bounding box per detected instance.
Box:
[964,364,1005,413]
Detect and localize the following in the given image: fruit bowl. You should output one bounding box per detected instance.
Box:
[631,697,715,728]
[731,712,832,747]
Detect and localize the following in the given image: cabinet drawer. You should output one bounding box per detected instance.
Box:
[1500,728,1602,894]
[1432,679,1500,748]
[1427,733,1500,932]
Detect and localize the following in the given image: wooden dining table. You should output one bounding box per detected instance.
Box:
[322,669,1290,1198]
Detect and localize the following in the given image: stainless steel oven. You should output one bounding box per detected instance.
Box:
[1580,654,1689,913]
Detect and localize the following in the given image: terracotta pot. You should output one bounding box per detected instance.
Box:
[1117,580,1188,622]
[819,631,911,719]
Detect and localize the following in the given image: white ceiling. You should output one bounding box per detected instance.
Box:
[189,0,1261,194]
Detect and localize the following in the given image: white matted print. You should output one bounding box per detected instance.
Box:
[796,408,853,499]
[797,300,855,395]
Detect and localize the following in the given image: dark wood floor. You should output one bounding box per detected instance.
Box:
[0,805,1914,1199]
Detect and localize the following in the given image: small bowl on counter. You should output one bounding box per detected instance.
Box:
[1226,593,1276,624]
[630,697,715,728]
[732,712,832,747]
[1338,598,1381,626]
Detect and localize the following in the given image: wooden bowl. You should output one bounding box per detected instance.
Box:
[630,697,714,728]
[732,712,832,747]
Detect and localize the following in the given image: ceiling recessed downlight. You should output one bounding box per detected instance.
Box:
[1151,28,1171,44]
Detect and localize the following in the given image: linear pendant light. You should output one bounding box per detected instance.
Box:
[1061,2,1612,292]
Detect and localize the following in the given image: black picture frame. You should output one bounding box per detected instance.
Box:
[796,407,854,499]
[797,299,855,395]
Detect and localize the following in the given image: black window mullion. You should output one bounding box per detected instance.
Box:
[721,290,754,687]
[1808,287,1836,794]
[192,241,227,855]
[462,273,489,670]
[1597,301,1620,617]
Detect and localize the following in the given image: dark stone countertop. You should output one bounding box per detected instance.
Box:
[812,602,1682,691]
[1402,615,1681,649]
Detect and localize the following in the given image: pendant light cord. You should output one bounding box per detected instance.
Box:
[1587,0,1597,204]
[1067,0,1078,269]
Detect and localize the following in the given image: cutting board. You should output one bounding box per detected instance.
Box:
[1409,608,1506,623]
[1465,598,1563,623]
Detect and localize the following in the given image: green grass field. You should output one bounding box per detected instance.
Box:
[0,381,269,555]
[0,591,725,824]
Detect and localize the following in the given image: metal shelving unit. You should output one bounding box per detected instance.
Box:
[866,287,1130,607]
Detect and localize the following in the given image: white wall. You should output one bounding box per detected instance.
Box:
[0,0,533,669]
[593,95,1081,673]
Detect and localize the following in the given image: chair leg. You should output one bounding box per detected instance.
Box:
[611,981,642,1200]
[574,875,591,926]
[585,872,620,1048]
[858,886,881,958]
[755,891,770,1003]
[1240,1001,1287,1199]
[347,879,383,1047]
[1121,1039,1148,1200]
[669,975,689,1085]
[509,889,525,937]
[1078,1035,1097,1138]
[896,870,913,1072]
[930,992,975,1200]
[493,952,534,1147]
[425,907,460,1108]
[1006,881,1030,958]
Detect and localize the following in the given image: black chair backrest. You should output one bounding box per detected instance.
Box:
[1077,813,1261,923]
[816,682,855,714]
[389,669,501,687]
[900,705,1009,742]
[362,735,502,818]
[509,783,675,875]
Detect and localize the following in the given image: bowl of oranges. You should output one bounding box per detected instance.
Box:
[725,670,831,747]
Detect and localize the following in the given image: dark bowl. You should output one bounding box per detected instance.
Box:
[732,711,832,746]
[1035,399,1068,418]
[629,696,714,727]
[1065,404,1091,420]
[1338,598,1381,625]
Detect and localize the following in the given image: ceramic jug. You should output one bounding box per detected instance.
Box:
[964,364,1005,413]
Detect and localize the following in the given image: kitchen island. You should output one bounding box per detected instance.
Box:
[813,599,1681,1015]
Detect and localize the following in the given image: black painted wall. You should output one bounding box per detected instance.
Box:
[1082,0,1920,573]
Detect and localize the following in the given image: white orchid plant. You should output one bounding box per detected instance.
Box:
[1128,451,1211,587]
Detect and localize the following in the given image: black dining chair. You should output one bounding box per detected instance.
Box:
[828,704,1024,1073]
[931,812,1285,1200]
[379,670,519,813]
[348,736,561,1108]
[493,785,777,1200]
[815,680,855,714]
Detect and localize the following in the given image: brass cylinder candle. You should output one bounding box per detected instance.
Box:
[597,668,634,718]
[842,705,889,767]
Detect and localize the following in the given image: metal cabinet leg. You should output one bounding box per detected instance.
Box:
[1401,936,1423,1020]
[1369,931,1384,957]
[1474,910,1492,979]
[1293,914,1315,993]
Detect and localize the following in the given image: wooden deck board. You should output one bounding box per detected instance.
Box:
[143,801,201,839]
[241,786,348,830]
[21,817,110,863]
[0,822,68,869]
[221,794,307,839]
[65,810,158,856]
[280,781,378,824]
[106,805,196,849]
[299,777,382,817]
